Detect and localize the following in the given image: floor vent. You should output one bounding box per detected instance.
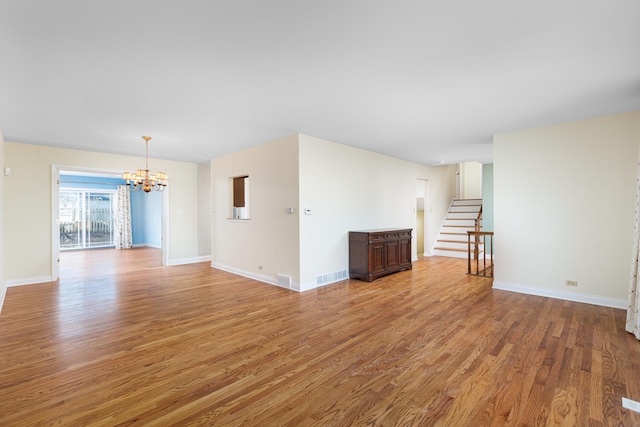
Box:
[277,274,292,288]
[316,269,348,286]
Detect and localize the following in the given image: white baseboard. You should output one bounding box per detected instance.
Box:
[2,276,56,312]
[132,243,162,249]
[6,276,55,288]
[166,255,211,266]
[492,281,627,309]
[0,284,6,314]
[298,282,313,292]
[211,262,298,291]
[298,278,345,292]
[210,264,350,293]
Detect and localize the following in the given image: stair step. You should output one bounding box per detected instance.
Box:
[449,206,481,213]
[452,199,482,206]
[433,249,475,259]
[438,239,483,245]
[445,224,477,228]
[447,213,480,219]
[433,247,473,253]
[438,235,469,241]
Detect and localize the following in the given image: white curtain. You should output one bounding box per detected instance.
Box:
[115,185,133,250]
[627,149,640,340]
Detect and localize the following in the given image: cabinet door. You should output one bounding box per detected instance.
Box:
[370,241,385,273]
[399,238,411,266]
[385,240,400,268]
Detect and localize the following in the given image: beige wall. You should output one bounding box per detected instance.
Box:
[211,135,300,287]
[197,163,211,257]
[297,134,455,290]
[493,110,640,306]
[4,142,205,284]
[210,133,456,291]
[461,161,483,199]
[416,210,425,254]
[0,130,5,310]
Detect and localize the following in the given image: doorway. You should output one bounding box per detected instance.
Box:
[416,179,429,258]
[52,165,168,281]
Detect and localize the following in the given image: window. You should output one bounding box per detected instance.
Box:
[230,175,249,219]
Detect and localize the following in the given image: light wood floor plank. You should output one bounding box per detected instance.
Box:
[1,249,640,426]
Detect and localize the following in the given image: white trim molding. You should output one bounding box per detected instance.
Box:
[132,243,163,249]
[492,281,627,310]
[166,255,211,266]
[211,262,292,290]
[211,264,349,293]
[6,276,56,288]
[299,280,336,292]
[0,284,6,313]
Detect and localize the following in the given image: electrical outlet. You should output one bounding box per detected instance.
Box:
[565,280,578,287]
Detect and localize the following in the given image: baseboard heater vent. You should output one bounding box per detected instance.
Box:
[316,269,348,286]
[277,274,292,288]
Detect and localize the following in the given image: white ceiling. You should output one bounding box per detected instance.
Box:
[1,1,638,166]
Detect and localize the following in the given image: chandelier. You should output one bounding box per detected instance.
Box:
[122,136,169,192]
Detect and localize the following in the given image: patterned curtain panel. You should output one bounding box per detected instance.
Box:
[627,150,640,340]
[115,185,133,250]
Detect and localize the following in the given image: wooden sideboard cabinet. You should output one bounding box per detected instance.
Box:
[349,228,412,282]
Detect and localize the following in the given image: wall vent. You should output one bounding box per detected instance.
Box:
[316,269,348,286]
[277,274,292,288]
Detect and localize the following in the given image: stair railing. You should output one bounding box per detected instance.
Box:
[472,205,482,261]
[467,231,494,278]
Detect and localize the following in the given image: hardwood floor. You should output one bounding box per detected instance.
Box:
[1,253,640,426]
[59,247,163,280]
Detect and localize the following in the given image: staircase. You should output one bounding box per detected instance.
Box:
[433,199,483,259]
